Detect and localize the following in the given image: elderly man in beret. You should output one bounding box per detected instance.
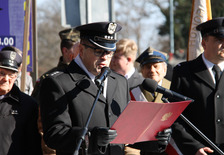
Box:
[0,48,42,155]
[171,17,224,155]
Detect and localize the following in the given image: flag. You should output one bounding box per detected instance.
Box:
[187,0,212,61]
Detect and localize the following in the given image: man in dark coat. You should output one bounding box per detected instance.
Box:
[40,22,172,155]
[0,48,42,155]
[171,17,224,155]
[39,22,130,155]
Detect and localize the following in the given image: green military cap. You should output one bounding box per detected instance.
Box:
[58,28,80,42]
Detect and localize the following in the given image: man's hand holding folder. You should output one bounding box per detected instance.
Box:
[110,100,191,144]
[127,128,172,153]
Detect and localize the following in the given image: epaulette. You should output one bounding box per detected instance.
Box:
[49,71,63,77]
[42,71,63,79]
[176,63,181,67]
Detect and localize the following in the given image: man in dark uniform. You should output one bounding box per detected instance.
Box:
[40,22,129,155]
[171,17,224,155]
[0,48,42,155]
[32,27,80,102]
[39,22,171,155]
[32,27,80,155]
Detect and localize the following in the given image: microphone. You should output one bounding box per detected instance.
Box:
[142,78,194,101]
[95,67,111,87]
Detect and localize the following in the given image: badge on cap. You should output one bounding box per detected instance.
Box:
[108,23,117,34]
[10,52,17,60]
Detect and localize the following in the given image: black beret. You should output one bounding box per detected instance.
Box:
[0,50,22,72]
[136,47,167,66]
[59,28,80,42]
[75,22,122,51]
[196,17,224,38]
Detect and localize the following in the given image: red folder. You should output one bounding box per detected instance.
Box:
[110,100,191,144]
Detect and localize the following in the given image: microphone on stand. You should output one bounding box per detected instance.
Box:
[95,67,111,88]
[142,78,194,101]
[74,67,111,155]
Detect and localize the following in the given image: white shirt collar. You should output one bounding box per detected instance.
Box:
[202,53,224,71]
[0,95,5,100]
[125,67,135,79]
[202,53,224,83]
[74,54,108,98]
[74,54,95,82]
[158,80,163,86]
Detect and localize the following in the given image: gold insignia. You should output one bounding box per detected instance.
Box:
[161,112,173,121]
[108,23,117,34]
[10,52,16,60]
[59,28,80,42]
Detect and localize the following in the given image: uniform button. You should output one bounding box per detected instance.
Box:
[108,112,112,117]
[217,119,221,123]
[216,95,220,98]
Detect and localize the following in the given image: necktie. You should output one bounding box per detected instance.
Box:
[212,65,221,84]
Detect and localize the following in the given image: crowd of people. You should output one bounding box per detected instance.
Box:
[0,17,224,155]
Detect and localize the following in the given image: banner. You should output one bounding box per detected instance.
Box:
[187,0,212,61]
[0,0,33,71]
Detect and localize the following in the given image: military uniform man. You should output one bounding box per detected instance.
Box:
[32,27,80,103]
[39,22,172,155]
[39,22,129,155]
[32,28,80,155]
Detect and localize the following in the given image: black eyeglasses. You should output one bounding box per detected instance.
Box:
[82,44,114,58]
[0,70,17,79]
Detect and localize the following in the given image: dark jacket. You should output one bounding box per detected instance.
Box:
[40,61,130,155]
[171,54,224,154]
[0,85,42,155]
[128,69,144,91]
[32,56,68,103]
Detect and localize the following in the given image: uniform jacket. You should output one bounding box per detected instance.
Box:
[141,78,170,103]
[171,54,224,154]
[128,69,144,91]
[0,85,42,155]
[40,60,130,155]
[32,56,68,103]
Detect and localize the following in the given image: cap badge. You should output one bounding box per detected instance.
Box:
[148,52,153,56]
[10,52,16,60]
[108,23,117,34]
